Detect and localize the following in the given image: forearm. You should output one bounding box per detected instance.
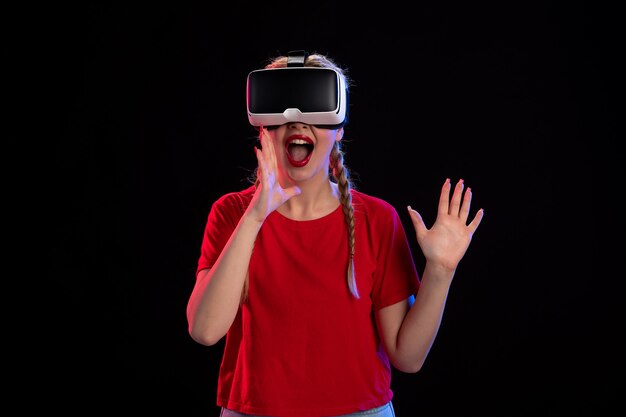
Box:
[187,213,262,346]
[394,262,455,372]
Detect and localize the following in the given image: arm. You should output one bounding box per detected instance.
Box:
[186,128,301,346]
[187,214,262,346]
[376,178,484,372]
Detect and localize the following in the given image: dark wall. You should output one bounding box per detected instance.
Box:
[18,1,619,415]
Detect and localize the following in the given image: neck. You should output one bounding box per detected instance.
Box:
[278,177,340,220]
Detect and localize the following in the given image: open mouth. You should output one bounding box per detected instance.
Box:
[285,135,314,167]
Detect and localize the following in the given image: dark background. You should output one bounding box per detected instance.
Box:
[12,1,620,415]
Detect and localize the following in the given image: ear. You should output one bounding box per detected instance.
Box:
[336,127,344,142]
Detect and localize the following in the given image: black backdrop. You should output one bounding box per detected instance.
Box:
[15,1,620,415]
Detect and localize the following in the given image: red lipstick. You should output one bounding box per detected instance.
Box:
[285,135,314,167]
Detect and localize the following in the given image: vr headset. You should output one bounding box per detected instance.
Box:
[246,51,348,129]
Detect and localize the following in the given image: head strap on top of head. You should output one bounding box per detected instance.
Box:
[287,50,308,67]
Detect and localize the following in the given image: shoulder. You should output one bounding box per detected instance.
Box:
[212,185,256,213]
[350,189,402,228]
[351,189,398,216]
[350,189,409,240]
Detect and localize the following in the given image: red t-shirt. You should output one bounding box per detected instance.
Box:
[197,185,420,417]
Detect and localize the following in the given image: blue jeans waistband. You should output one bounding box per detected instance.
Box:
[220,401,395,417]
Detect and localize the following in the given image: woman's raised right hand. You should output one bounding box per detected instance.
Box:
[246,127,301,223]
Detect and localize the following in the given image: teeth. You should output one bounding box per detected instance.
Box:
[289,139,310,145]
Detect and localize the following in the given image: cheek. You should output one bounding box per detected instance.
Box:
[320,136,337,152]
[266,133,283,153]
[312,128,341,145]
[273,137,283,151]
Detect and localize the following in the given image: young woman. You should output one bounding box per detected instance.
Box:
[187,52,484,417]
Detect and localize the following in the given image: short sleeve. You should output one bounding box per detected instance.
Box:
[196,189,252,276]
[370,205,420,310]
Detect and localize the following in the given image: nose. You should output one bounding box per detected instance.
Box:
[286,122,310,130]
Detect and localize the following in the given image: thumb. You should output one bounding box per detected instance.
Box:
[284,186,302,200]
[407,206,426,237]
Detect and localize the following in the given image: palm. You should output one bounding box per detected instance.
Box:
[409,179,484,272]
[249,128,301,222]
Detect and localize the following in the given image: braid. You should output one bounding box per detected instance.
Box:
[330,142,359,298]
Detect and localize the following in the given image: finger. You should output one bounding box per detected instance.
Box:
[407,206,427,239]
[449,178,464,216]
[258,128,269,168]
[459,186,472,223]
[255,146,268,184]
[467,208,484,234]
[258,125,265,147]
[261,128,278,173]
[437,178,452,216]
